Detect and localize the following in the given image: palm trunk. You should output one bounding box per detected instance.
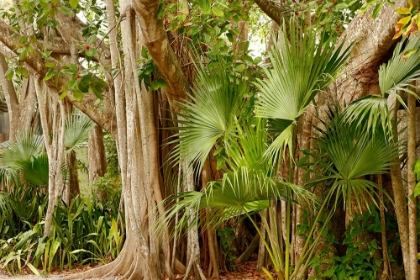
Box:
[407,88,418,279]
[390,97,410,279]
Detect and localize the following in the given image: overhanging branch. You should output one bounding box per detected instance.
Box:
[253,0,285,26]
[0,18,117,135]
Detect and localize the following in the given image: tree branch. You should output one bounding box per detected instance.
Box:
[132,1,189,104]
[0,18,117,135]
[253,0,285,26]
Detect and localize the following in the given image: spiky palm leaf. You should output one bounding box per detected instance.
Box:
[1,132,43,166]
[0,192,15,234]
[343,95,391,135]
[315,110,398,210]
[379,34,420,98]
[255,21,351,159]
[171,61,249,172]
[224,118,273,172]
[64,110,95,150]
[159,166,316,236]
[345,34,420,135]
[0,132,43,186]
[21,154,49,186]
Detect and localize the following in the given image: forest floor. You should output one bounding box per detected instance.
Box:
[0,260,272,280]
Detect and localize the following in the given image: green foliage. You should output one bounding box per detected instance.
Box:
[255,21,351,161]
[138,47,167,92]
[103,134,119,177]
[379,34,420,98]
[171,60,250,172]
[0,131,45,188]
[91,173,122,215]
[64,110,95,151]
[0,192,15,237]
[311,107,398,211]
[309,210,383,280]
[413,159,420,198]
[217,227,237,270]
[0,196,124,275]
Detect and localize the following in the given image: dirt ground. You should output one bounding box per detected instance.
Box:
[0,260,273,280]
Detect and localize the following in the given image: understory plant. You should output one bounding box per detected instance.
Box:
[159,19,420,280]
[308,210,383,280]
[0,195,124,275]
[161,20,352,280]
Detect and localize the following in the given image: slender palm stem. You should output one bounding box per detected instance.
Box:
[291,188,335,278]
[284,151,295,280]
[244,210,284,280]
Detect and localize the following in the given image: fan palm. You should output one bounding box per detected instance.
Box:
[170,61,248,173]
[0,110,93,188]
[255,21,351,160]
[315,109,398,209]
[292,107,399,277]
[345,34,420,133]
[0,131,44,187]
[64,110,95,151]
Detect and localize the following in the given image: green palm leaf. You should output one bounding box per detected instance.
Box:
[255,21,351,158]
[0,192,15,233]
[2,132,43,165]
[225,118,273,172]
[379,34,420,98]
[171,62,248,172]
[21,154,49,186]
[64,110,95,150]
[0,131,43,186]
[318,113,397,179]
[343,95,392,135]
[159,167,316,236]
[315,109,398,210]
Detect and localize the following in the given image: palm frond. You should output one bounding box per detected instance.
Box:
[21,154,49,186]
[312,108,398,215]
[318,114,398,180]
[2,131,43,165]
[64,110,95,150]
[225,118,273,172]
[0,191,14,220]
[379,34,420,98]
[158,166,317,238]
[170,61,249,172]
[329,179,382,212]
[343,95,392,135]
[255,21,351,157]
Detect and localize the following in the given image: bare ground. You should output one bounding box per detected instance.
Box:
[0,260,272,280]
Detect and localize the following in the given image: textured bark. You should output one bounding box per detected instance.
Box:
[132,0,189,105]
[60,1,174,278]
[0,52,18,141]
[202,158,220,279]
[335,1,405,104]
[253,0,285,25]
[0,54,36,141]
[294,107,314,280]
[88,125,107,185]
[34,79,66,237]
[378,175,391,280]
[390,101,410,279]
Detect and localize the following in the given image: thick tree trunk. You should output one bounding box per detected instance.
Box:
[88,125,107,185]
[0,54,36,141]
